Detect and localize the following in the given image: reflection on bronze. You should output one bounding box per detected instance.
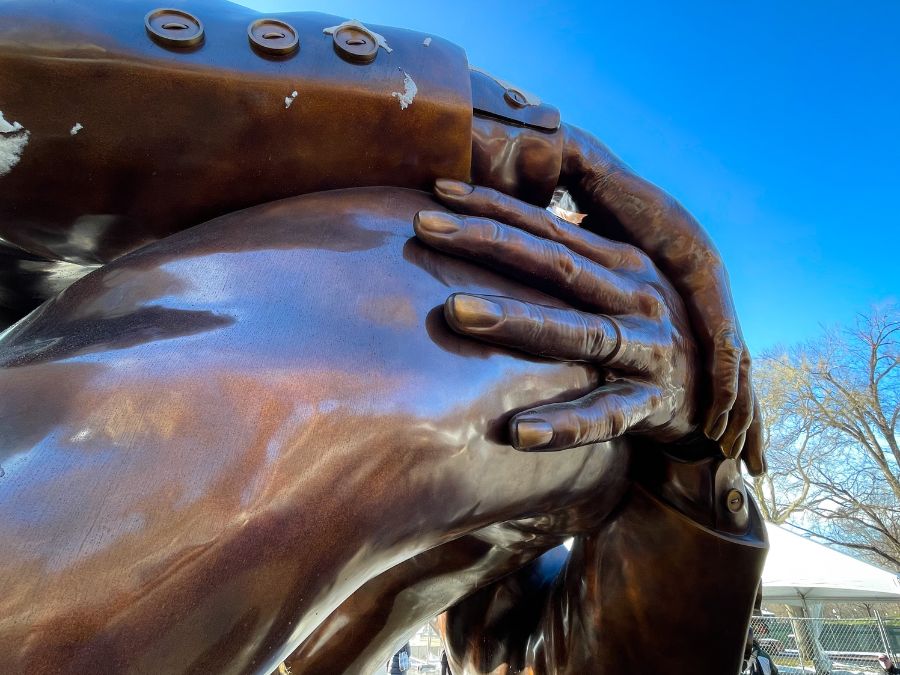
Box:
[0,2,767,673]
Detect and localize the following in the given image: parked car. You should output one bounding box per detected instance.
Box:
[408,656,439,672]
[758,637,785,655]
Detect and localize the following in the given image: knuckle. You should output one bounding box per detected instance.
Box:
[655,192,694,232]
[524,305,549,342]
[584,316,610,358]
[481,186,503,205]
[720,385,739,404]
[638,287,665,318]
[605,408,629,438]
[477,218,504,245]
[714,325,743,359]
[542,212,567,240]
[659,192,683,220]
[552,246,584,286]
[654,343,674,371]
[619,242,650,269]
[647,390,665,415]
[480,187,519,222]
[740,349,753,374]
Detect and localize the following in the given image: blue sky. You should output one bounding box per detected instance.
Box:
[238,0,898,354]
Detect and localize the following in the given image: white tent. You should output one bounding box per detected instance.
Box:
[762,523,900,603]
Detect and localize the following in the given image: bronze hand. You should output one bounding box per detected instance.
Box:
[557,124,763,473]
[415,179,698,451]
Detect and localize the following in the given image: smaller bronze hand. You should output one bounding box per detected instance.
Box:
[414,179,699,452]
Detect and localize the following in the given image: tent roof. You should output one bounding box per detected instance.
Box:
[762,523,900,603]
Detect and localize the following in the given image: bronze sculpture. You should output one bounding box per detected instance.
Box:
[0,1,767,673]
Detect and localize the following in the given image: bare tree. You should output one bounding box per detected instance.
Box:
[750,306,900,569]
[750,356,821,525]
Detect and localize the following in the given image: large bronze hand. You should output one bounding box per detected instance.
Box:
[557,124,764,474]
[414,180,698,451]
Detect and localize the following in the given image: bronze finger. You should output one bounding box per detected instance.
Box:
[719,351,755,458]
[433,179,642,271]
[703,326,744,442]
[414,211,656,317]
[444,294,662,376]
[509,380,664,451]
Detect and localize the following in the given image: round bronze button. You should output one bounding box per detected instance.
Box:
[504,89,528,108]
[332,24,379,64]
[725,488,745,513]
[248,18,299,56]
[145,8,204,48]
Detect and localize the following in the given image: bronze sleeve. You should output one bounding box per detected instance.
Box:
[0,0,564,266]
[443,451,767,675]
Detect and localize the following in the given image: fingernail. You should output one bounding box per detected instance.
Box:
[447,294,504,329]
[513,419,554,450]
[705,411,729,442]
[414,210,461,236]
[435,178,474,197]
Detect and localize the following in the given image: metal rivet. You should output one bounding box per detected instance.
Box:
[248,18,299,56]
[332,25,379,64]
[726,488,745,513]
[504,89,528,108]
[145,8,204,48]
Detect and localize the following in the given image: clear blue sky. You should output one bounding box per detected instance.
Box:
[238,0,898,354]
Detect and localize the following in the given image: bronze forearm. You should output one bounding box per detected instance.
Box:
[0,0,564,323]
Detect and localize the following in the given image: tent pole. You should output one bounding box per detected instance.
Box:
[875,609,896,664]
[794,593,807,672]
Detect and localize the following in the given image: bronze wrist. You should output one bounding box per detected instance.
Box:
[631,435,751,536]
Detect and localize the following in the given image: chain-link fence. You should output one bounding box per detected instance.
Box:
[750,615,900,674]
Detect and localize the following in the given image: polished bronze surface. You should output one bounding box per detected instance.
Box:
[0,186,765,674]
[1,188,632,672]
[0,2,769,672]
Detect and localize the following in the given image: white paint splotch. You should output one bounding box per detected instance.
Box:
[284,91,298,109]
[391,71,417,110]
[70,122,83,136]
[0,110,29,176]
